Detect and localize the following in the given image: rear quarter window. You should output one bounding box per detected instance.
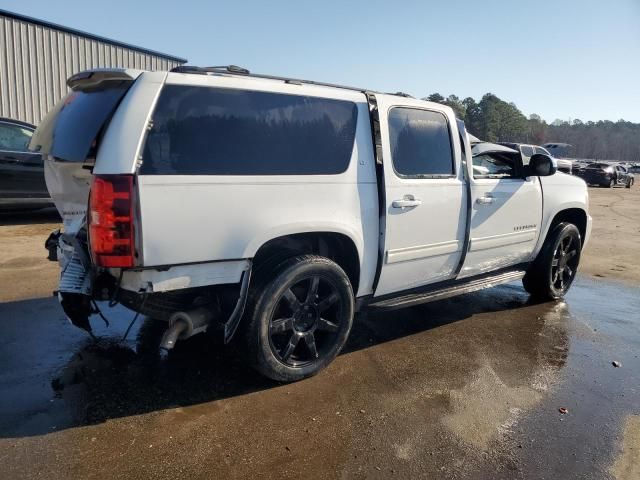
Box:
[140,85,358,175]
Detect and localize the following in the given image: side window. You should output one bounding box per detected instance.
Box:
[472,152,519,179]
[141,85,358,175]
[535,146,550,155]
[0,122,33,152]
[520,145,534,157]
[388,107,454,177]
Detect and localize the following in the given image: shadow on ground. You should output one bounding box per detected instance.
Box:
[0,283,559,438]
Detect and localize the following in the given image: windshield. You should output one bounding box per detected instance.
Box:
[29,80,132,162]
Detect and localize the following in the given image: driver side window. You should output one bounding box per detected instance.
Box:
[472,152,519,179]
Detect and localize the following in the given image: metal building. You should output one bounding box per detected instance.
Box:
[0,9,187,125]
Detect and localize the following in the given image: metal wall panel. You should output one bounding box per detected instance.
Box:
[0,14,185,124]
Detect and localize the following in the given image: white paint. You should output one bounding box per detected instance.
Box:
[459,175,544,278]
[373,96,467,296]
[43,68,591,303]
[117,259,250,293]
[469,229,537,252]
[386,239,462,264]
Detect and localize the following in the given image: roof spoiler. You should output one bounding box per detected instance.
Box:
[67,68,143,90]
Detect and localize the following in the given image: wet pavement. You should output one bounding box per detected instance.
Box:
[0,276,638,479]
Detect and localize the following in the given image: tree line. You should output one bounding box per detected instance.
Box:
[424,93,640,162]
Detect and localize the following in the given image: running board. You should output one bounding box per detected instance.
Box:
[368,270,526,311]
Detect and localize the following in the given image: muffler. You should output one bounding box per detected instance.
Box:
[159,307,214,350]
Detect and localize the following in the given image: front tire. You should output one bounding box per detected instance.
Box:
[607,178,615,188]
[243,255,354,382]
[626,178,633,189]
[523,223,582,300]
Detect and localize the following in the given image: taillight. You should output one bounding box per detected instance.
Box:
[89,175,135,268]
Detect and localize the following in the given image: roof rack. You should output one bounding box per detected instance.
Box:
[169,64,413,99]
[171,65,250,75]
[389,91,413,98]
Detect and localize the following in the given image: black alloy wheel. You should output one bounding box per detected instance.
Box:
[243,255,354,382]
[268,274,343,367]
[550,234,580,293]
[523,222,582,300]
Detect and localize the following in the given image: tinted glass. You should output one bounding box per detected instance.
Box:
[388,108,453,176]
[472,152,518,178]
[520,145,534,156]
[140,85,358,175]
[0,122,33,151]
[29,81,132,162]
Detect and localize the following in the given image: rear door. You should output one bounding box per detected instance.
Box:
[374,97,466,296]
[459,143,543,278]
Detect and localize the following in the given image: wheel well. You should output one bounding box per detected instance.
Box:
[252,233,361,293]
[549,208,587,245]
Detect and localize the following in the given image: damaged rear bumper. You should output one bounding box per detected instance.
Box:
[48,230,252,343]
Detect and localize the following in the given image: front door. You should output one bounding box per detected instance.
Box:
[459,144,543,278]
[374,98,466,296]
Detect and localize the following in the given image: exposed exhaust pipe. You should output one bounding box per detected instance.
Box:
[159,307,214,351]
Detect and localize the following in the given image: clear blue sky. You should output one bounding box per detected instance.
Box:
[5,0,640,122]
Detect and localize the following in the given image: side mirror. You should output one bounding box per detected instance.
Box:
[526,154,557,177]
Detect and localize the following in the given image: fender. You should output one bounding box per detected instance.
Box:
[532,173,590,258]
[242,222,373,296]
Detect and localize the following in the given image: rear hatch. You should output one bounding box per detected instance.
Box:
[29,69,141,235]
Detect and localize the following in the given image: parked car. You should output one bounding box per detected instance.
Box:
[497,142,572,174]
[32,66,592,382]
[0,117,51,212]
[627,164,640,174]
[574,162,634,188]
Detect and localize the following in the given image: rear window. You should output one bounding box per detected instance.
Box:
[29,81,132,162]
[140,85,358,175]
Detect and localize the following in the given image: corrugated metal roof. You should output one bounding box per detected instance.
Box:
[0,8,187,63]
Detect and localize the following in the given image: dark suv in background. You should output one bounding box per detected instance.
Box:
[0,117,51,212]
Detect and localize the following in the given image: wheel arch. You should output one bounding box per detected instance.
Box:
[534,206,588,259]
[249,230,363,296]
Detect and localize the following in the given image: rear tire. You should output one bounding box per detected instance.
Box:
[242,255,354,382]
[523,223,582,300]
[607,178,615,188]
[626,178,633,188]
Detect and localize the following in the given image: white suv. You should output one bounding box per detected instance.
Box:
[32,66,592,381]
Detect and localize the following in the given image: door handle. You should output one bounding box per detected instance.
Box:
[392,196,422,209]
[476,195,494,205]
